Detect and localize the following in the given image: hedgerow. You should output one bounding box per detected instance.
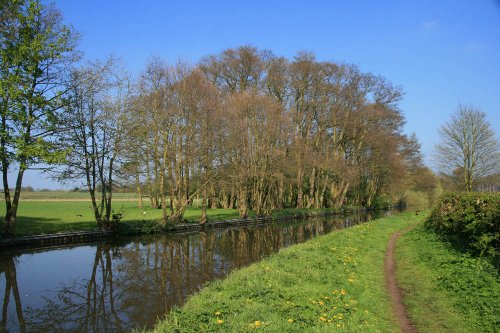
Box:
[425,192,499,267]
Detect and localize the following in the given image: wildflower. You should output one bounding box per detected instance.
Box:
[254,321,261,327]
[288,319,294,323]
[217,319,224,324]
[341,289,347,295]
[319,317,326,322]
[215,311,221,316]
[318,301,324,306]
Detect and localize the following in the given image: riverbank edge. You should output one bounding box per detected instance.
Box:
[0,207,383,249]
[147,213,423,333]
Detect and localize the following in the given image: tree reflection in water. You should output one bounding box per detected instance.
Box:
[0,212,386,332]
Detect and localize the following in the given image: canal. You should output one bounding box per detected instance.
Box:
[0,210,397,332]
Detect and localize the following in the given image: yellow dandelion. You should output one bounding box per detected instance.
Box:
[318,301,324,306]
[341,289,347,295]
[254,320,261,327]
[215,311,221,316]
[288,319,294,323]
[216,319,224,324]
[319,317,326,322]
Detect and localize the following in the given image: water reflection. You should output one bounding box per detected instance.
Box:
[0,211,389,332]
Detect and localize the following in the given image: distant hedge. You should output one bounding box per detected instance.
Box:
[425,193,499,266]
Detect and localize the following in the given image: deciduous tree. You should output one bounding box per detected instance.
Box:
[434,104,499,192]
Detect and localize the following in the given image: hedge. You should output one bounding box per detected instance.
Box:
[425,192,499,267]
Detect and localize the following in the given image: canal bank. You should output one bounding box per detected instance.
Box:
[0,210,390,332]
[148,213,422,333]
[0,207,386,249]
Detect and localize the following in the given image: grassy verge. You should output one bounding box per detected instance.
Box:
[396,224,499,333]
[147,212,423,333]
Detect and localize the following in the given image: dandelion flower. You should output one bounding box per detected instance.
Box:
[254,321,261,327]
[216,319,224,324]
[288,319,294,323]
[319,317,326,322]
[215,311,221,316]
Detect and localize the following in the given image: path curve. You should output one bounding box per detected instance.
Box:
[385,225,417,333]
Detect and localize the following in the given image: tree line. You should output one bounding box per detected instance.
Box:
[1,0,436,235]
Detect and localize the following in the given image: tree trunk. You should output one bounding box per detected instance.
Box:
[5,167,27,235]
[200,186,207,225]
[135,170,144,209]
[296,168,304,208]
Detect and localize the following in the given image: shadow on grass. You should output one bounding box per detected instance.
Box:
[12,216,98,237]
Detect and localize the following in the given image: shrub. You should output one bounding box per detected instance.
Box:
[425,192,500,266]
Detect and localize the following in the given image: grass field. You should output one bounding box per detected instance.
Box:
[0,200,241,236]
[0,191,361,236]
[0,190,138,200]
[396,224,499,333]
[147,212,423,333]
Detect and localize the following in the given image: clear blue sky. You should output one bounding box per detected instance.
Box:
[20,0,500,189]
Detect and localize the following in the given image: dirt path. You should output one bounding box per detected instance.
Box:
[385,225,417,333]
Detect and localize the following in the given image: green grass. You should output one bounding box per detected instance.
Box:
[147,212,423,333]
[0,201,240,236]
[0,190,138,200]
[0,198,360,237]
[396,224,499,333]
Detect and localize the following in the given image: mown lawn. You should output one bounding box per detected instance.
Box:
[0,201,240,236]
[396,224,499,333]
[0,199,356,237]
[147,212,423,333]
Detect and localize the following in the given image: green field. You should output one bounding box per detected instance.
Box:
[1,190,138,200]
[0,192,359,236]
[0,200,240,236]
[396,224,499,333]
[147,212,423,333]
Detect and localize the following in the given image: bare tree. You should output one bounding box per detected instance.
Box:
[58,59,130,228]
[434,104,499,192]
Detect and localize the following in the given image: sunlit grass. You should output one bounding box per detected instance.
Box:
[396,224,499,333]
[0,201,240,236]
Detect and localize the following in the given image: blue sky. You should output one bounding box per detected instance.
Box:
[20,0,500,189]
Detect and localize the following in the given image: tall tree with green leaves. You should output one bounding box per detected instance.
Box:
[0,0,79,235]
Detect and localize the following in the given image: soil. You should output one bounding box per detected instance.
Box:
[385,225,418,333]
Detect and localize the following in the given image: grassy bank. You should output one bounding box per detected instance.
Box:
[147,212,423,332]
[0,200,361,237]
[396,224,499,333]
[0,201,241,236]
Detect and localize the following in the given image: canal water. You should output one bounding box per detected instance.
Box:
[0,210,397,332]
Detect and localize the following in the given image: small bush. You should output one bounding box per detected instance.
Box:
[425,192,500,266]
